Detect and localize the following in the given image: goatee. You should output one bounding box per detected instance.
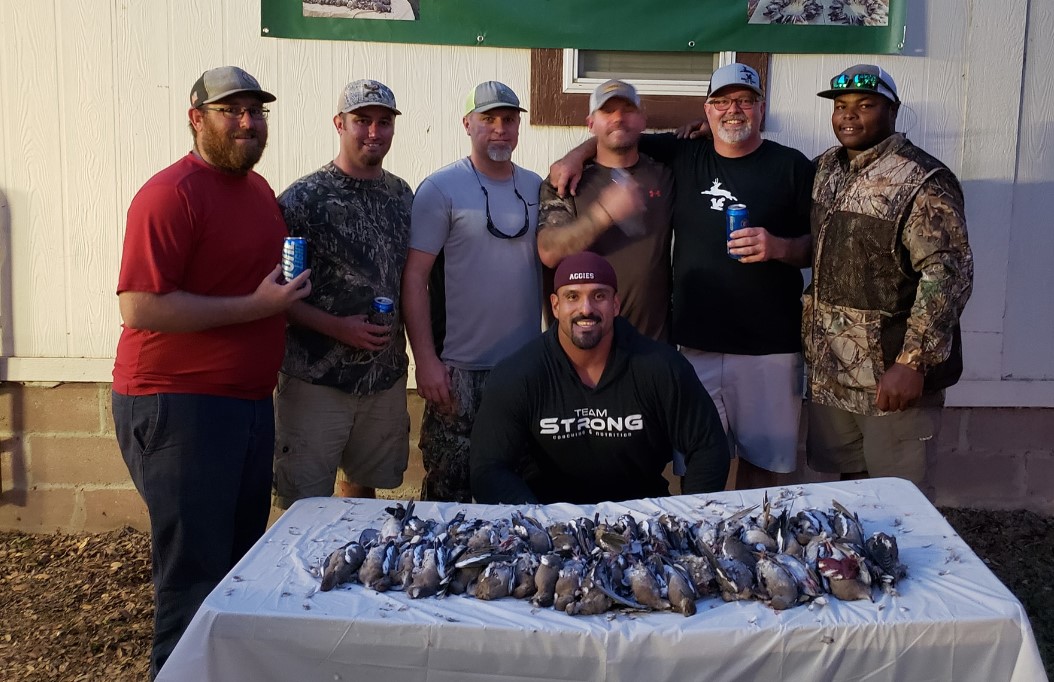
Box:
[487,144,513,163]
[570,315,603,350]
[715,120,753,145]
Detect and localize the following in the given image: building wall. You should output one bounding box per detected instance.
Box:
[0,0,1051,405]
[1,383,1050,535]
[1,1,1052,530]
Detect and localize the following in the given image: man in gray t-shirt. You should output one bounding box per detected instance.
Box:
[401,81,543,502]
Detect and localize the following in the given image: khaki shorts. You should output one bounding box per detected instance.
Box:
[681,349,803,474]
[272,374,409,509]
[806,401,941,492]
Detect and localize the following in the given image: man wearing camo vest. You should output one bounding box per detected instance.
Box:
[273,79,414,507]
[803,65,974,496]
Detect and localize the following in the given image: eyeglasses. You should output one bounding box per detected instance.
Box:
[829,73,900,102]
[705,96,761,111]
[469,160,530,239]
[200,105,270,120]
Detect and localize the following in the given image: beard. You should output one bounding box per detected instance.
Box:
[486,143,513,163]
[197,117,267,174]
[715,118,753,145]
[569,315,604,350]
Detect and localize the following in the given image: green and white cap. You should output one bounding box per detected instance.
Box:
[464,81,526,115]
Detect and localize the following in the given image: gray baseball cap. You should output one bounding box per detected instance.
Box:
[464,81,526,115]
[190,66,275,107]
[707,63,764,97]
[589,79,641,113]
[338,79,401,115]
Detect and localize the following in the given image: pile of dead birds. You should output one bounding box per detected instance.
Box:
[315,496,907,617]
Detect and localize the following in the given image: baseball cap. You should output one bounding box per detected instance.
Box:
[589,79,641,113]
[707,63,764,97]
[817,64,899,103]
[464,81,526,115]
[553,252,618,292]
[190,66,275,107]
[338,79,401,115]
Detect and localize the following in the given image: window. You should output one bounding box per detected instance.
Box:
[529,49,769,128]
[565,50,734,96]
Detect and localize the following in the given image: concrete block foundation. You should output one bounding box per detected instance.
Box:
[1,383,1050,534]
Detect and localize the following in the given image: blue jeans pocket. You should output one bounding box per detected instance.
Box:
[131,394,166,457]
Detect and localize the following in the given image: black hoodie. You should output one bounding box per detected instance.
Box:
[470,318,730,504]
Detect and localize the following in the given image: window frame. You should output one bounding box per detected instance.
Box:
[529,49,769,128]
[562,50,737,97]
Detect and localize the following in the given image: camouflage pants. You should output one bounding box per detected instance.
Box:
[419,366,490,503]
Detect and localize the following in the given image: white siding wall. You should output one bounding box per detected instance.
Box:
[0,0,1048,405]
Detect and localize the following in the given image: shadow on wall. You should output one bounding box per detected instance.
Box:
[0,188,26,506]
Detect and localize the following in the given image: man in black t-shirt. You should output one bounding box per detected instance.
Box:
[550,64,814,491]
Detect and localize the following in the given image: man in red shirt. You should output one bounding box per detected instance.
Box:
[111,66,310,679]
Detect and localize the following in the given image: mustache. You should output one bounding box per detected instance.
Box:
[571,314,601,325]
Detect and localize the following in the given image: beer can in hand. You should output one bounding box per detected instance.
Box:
[368,296,395,327]
[282,237,307,281]
[725,204,748,260]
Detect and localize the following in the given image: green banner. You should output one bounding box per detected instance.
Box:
[262,1,905,54]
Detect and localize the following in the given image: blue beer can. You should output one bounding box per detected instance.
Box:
[368,296,395,326]
[725,203,748,260]
[282,237,307,281]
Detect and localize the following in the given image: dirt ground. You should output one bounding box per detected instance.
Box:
[1,509,1051,681]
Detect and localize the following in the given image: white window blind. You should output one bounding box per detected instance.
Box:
[564,50,735,96]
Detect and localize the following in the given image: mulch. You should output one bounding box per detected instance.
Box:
[1,508,1050,681]
[0,527,152,680]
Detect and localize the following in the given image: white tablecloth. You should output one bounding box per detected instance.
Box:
[158,478,1047,681]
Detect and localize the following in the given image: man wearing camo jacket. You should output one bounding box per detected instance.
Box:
[273,79,414,506]
[804,64,973,495]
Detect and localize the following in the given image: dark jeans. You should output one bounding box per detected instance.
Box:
[112,391,274,679]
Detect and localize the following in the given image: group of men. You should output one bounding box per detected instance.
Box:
[112,61,972,676]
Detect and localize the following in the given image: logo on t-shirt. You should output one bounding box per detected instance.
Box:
[701,178,737,212]
[538,408,644,440]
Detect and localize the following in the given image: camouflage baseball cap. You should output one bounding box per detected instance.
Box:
[338,79,401,115]
[464,81,526,115]
[589,79,641,113]
[190,66,275,107]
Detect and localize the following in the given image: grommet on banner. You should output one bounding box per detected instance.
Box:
[687,40,696,48]
[477,34,485,43]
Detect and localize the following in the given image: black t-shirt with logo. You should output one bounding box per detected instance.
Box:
[640,135,814,355]
[469,318,729,505]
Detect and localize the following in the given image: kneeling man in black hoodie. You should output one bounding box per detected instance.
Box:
[470,252,729,505]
